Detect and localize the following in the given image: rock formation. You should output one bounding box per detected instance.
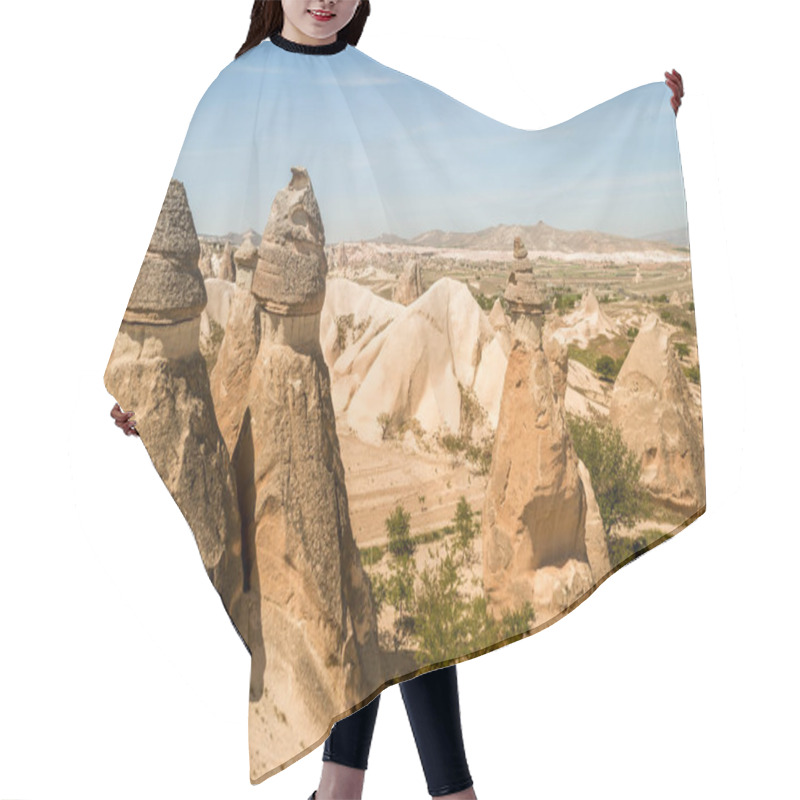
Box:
[577,459,611,580]
[236,231,259,273]
[392,259,423,305]
[488,297,507,331]
[565,359,611,419]
[337,276,500,442]
[208,230,263,453]
[319,277,402,401]
[487,297,512,358]
[219,239,236,282]
[202,279,236,330]
[634,265,643,284]
[240,167,382,781]
[482,262,609,625]
[198,244,214,279]
[326,240,349,274]
[609,312,705,512]
[103,178,253,653]
[552,288,619,347]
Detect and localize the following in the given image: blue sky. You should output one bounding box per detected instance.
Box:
[172,39,686,244]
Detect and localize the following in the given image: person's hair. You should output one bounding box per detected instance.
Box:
[236,1,371,59]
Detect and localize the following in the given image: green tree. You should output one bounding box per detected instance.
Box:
[371,551,418,652]
[453,496,479,551]
[377,412,393,440]
[386,504,414,558]
[411,534,535,666]
[370,500,538,662]
[567,414,647,536]
[595,354,617,380]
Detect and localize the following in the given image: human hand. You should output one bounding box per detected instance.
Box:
[111,402,139,436]
[665,69,684,116]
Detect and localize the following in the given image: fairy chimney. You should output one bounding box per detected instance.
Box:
[103,178,253,654]
[503,241,548,346]
[233,231,259,291]
[241,166,382,781]
[219,239,236,282]
[393,259,423,305]
[482,240,610,625]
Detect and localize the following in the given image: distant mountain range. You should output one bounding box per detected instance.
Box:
[368,220,688,253]
[201,220,689,253]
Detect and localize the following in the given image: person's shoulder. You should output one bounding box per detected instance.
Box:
[192,42,271,106]
[215,41,269,81]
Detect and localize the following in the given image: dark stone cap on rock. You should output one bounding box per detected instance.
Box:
[124,178,206,323]
[251,167,328,316]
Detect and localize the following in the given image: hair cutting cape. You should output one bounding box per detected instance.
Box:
[103,31,706,785]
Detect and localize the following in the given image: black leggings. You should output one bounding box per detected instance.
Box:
[323,664,474,797]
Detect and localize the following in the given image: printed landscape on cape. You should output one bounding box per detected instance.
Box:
[104,35,705,783]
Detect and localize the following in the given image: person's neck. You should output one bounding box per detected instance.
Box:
[270,29,348,56]
[280,20,337,47]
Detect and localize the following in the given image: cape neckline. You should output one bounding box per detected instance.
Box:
[269,31,348,55]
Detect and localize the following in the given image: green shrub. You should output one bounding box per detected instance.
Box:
[399,416,425,439]
[360,546,384,567]
[595,354,619,381]
[411,522,535,666]
[465,436,494,475]
[370,499,536,661]
[440,433,465,453]
[453,496,480,550]
[554,292,581,312]
[473,291,496,312]
[377,412,394,440]
[567,414,648,536]
[370,552,418,652]
[606,533,649,566]
[683,365,701,384]
[674,342,690,359]
[386,505,415,558]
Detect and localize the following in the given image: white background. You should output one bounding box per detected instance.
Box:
[1,1,796,798]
